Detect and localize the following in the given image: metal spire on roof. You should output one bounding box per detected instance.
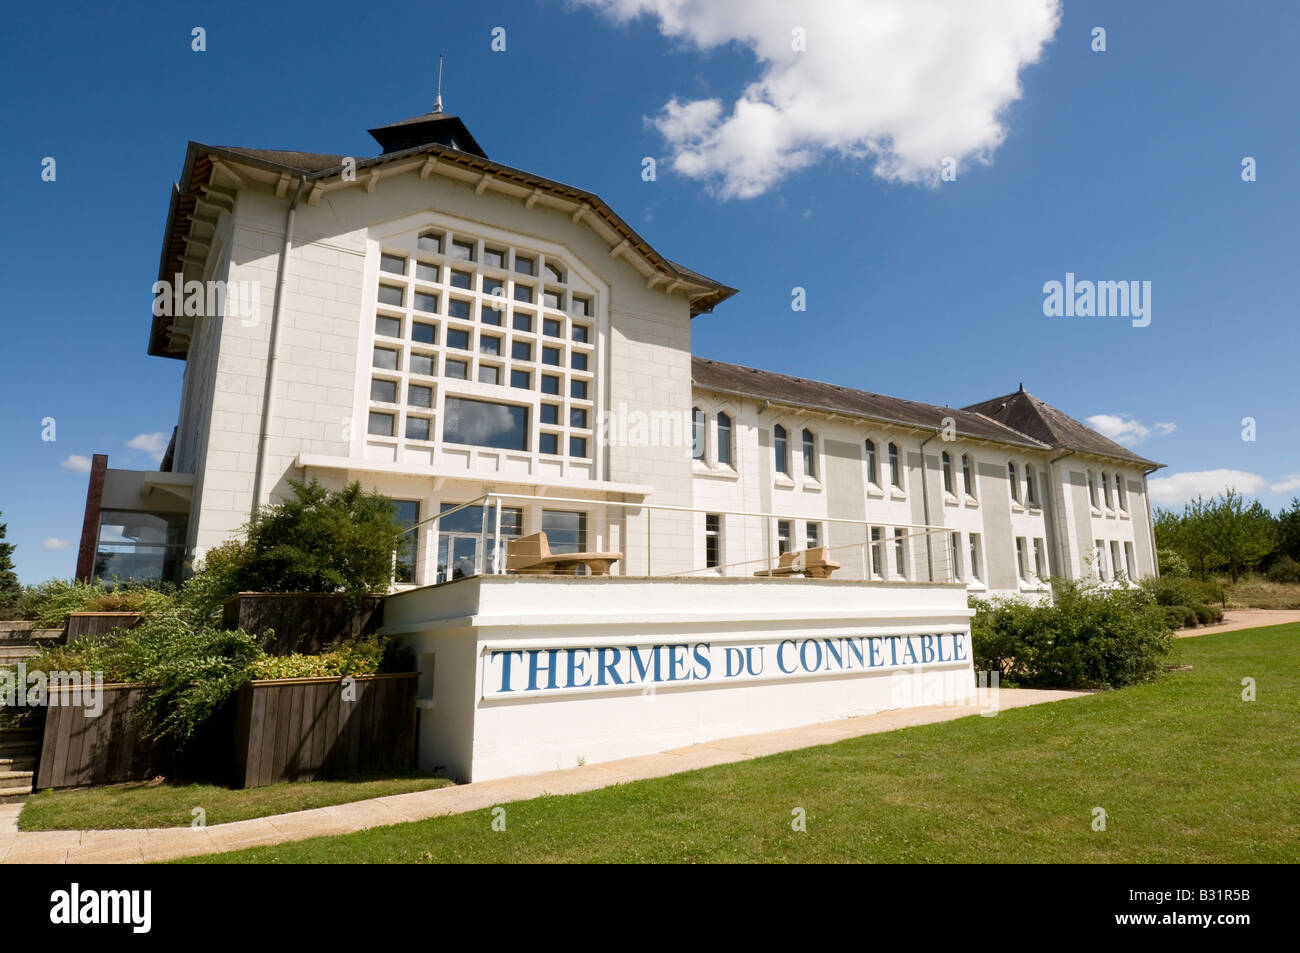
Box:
[433,53,444,113]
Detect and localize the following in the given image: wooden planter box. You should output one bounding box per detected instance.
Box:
[222,592,384,655]
[35,674,419,791]
[233,673,418,788]
[65,612,141,641]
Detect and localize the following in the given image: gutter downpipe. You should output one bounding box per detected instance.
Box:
[250,174,309,521]
[918,430,941,581]
[1142,464,1161,579]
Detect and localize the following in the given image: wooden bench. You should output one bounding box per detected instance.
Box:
[505,532,623,576]
[753,547,841,579]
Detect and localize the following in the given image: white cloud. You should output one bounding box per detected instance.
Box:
[1272,474,1300,494]
[580,0,1062,197]
[42,538,71,551]
[1148,469,1282,507]
[1085,414,1177,447]
[127,432,168,462]
[60,454,93,473]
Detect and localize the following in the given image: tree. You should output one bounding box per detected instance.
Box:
[1276,498,1300,563]
[233,480,406,595]
[0,511,20,617]
[1204,490,1276,582]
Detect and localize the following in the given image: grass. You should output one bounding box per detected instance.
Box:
[185,623,1300,864]
[1227,576,1300,609]
[19,773,452,831]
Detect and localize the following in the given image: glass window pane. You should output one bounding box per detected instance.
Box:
[514,284,534,303]
[512,340,532,361]
[570,408,588,429]
[445,358,468,379]
[442,397,529,451]
[541,375,560,395]
[380,253,406,275]
[543,318,562,338]
[416,261,439,283]
[450,270,473,290]
[406,416,430,441]
[543,290,562,310]
[569,436,588,458]
[371,378,397,403]
[451,239,475,261]
[414,292,439,313]
[418,233,442,254]
[542,510,586,553]
[481,306,503,326]
[447,328,470,350]
[515,255,535,276]
[571,352,588,371]
[409,353,434,376]
[480,335,502,356]
[373,346,398,370]
[411,322,436,345]
[544,262,563,283]
[375,315,401,338]
[478,364,501,385]
[510,369,531,389]
[573,296,591,316]
[448,298,471,320]
[542,346,561,366]
[539,432,558,455]
[540,403,559,425]
[408,383,432,408]
[377,285,403,307]
[368,411,394,436]
[570,379,588,400]
[571,324,589,344]
[484,247,505,269]
[513,313,533,333]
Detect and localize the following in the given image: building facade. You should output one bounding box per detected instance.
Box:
[78,107,1162,599]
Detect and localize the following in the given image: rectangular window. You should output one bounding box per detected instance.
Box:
[477,364,500,385]
[951,531,962,581]
[409,353,434,376]
[418,233,442,254]
[774,426,790,477]
[542,346,561,366]
[416,261,440,283]
[446,328,470,351]
[569,436,588,458]
[889,443,901,488]
[1102,473,1113,508]
[367,411,394,437]
[514,284,534,304]
[510,369,531,389]
[571,352,588,372]
[1125,541,1136,579]
[539,432,558,454]
[515,255,535,276]
[1115,474,1127,511]
[448,298,471,321]
[380,253,406,275]
[705,514,721,569]
[372,346,398,370]
[969,533,982,582]
[407,383,432,408]
[865,440,879,487]
[541,375,560,395]
[802,429,816,478]
[513,313,533,333]
[481,306,503,327]
[570,380,588,400]
[870,527,884,578]
[1009,462,1020,503]
[543,289,563,310]
[479,335,502,357]
[540,403,559,425]
[444,358,468,379]
[1096,540,1108,580]
[692,408,706,462]
[894,529,907,578]
[370,378,397,403]
[451,239,475,262]
[414,291,439,313]
[963,455,977,500]
[942,453,954,495]
[542,510,586,553]
[1033,538,1047,579]
[777,520,792,555]
[571,324,589,344]
[1016,537,1027,580]
[1111,541,1123,580]
[442,397,529,451]
[483,247,506,269]
[717,413,732,467]
[543,318,562,337]
[405,416,430,441]
[377,284,403,307]
[449,270,472,290]
[573,295,592,316]
[1088,471,1098,507]
[570,407,588,429]
[512,340,532,361]
[411,321,436,345]
[806,521,821,549]
[393,500,420,584]
[375,315,401,338]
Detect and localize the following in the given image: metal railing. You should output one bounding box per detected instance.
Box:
[396,492,967,586]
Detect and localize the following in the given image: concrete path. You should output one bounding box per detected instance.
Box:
[0,688,1085,864]
[1176,608,1300,638]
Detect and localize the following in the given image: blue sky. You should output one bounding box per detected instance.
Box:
[1,0,1297,584]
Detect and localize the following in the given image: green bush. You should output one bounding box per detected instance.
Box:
[1190,603,1220,625]
[17,580,176,628]
[970,579,1173,689]
[1266,555,1300,584]
[1141,575,1226,610]
[231,479,406,597]
[24,612,263,744]
[1161,606,1190,629]
[248,635,412,680]
[1157,548,1190,578]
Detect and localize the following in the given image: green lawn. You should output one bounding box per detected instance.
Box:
[188,624,1299,863]
[20,774,452,831]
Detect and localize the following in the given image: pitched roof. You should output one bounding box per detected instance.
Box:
[691,358,1052,451]
[366,111,488,157]
[151,136,737,357]
[962,388,1162,469]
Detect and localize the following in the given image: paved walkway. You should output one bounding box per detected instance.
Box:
[0,688,1084,864]
[1176,608,1300,638]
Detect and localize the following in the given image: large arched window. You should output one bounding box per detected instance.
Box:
[865,439,879,487]
[716,412,733,467]
[774,424,790,476]
[802,428,817,478]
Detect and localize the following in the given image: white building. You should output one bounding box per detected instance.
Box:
[76,106,1162,599]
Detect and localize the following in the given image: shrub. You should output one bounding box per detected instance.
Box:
[232,479,406,597]
[1161,606,1189,629]
[1141,575,1226,609]
[1266,555,1300,584]
[17,580,176,628]
[1157,549,1190,578]
[970,579,1173,689]
[24,611,263,745]
[1190,603,1220,626]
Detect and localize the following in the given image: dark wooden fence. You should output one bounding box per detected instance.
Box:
[234,673,418,787]
[222,593,384,655]
[35,674,418,791]
[65,612,140,640]
[36,684,160,790]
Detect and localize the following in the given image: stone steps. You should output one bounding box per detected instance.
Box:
[0,726,41,801]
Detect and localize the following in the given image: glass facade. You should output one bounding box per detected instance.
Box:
[92,510,188,585]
